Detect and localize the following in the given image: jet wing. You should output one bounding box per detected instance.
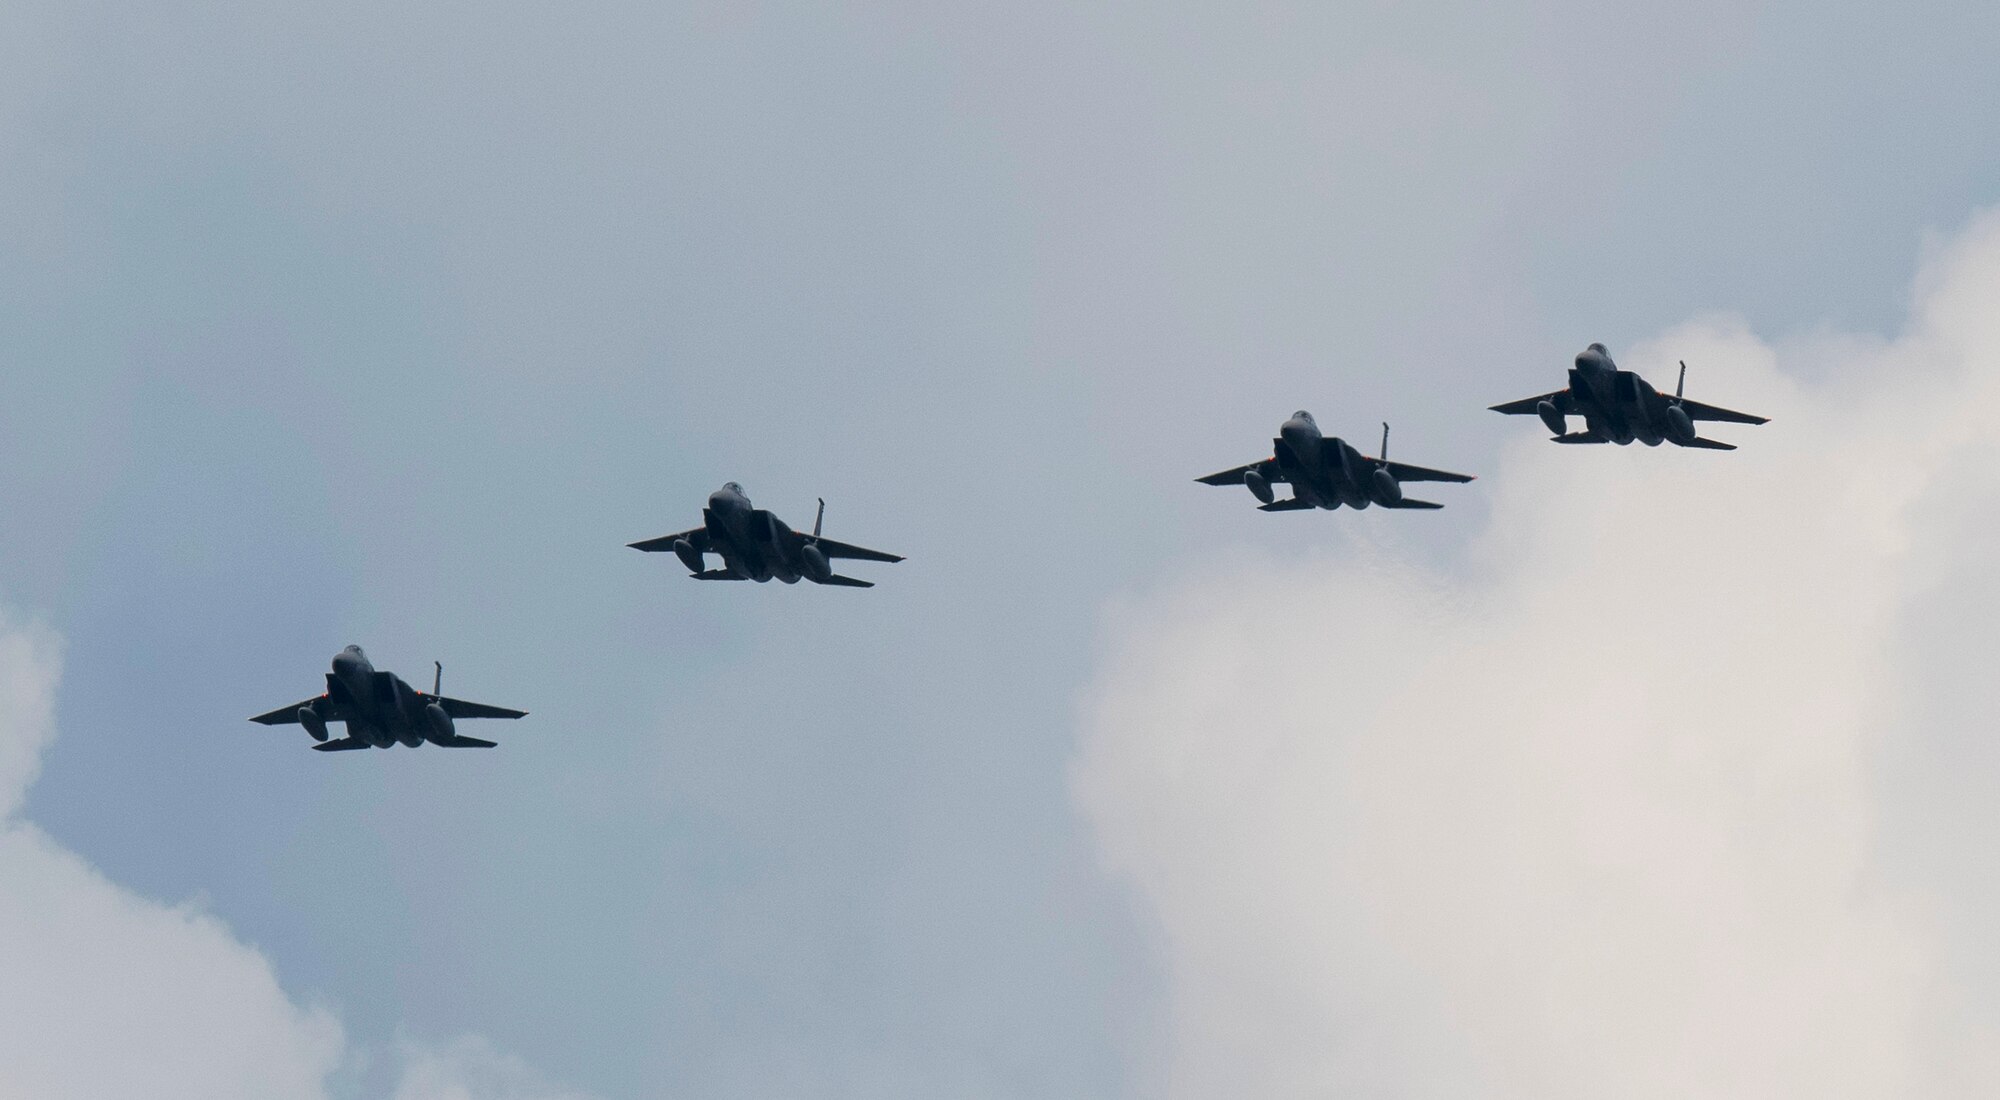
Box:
[428,695,527,721]
[1195,459,1285,486]
[628,527,710,553]
[249,694,346,725]
[810,537,904,563]
[1489,390,1573,415]
[1674,397,1768,425]
[1381,460,1475,484]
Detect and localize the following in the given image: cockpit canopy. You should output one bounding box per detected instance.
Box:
[722,481,745,495]
[1291,410,1315,423]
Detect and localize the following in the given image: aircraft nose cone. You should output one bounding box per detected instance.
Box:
[1576,346,1608,371]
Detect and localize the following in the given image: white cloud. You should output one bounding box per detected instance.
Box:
[0,826,348,1097]
[391,1034,595,1100]
[0,618,55,819]
[0,610,591,1099]
[0,617,345,1098]
[1075,209,2000,1098]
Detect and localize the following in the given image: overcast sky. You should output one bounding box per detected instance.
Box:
[4,2,2000,1096]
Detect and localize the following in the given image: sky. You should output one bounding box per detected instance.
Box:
[4,2,2000,1096]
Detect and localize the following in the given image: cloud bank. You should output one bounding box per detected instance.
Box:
[1076,209,2000,1097]
[0,620,346,1097]
[390,1034,597,1100]
[0,612,587,1099]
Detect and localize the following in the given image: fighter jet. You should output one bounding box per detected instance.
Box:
[1489,344,1768,449]
[629,482,903,587]
[1197,414,1475,511]
[249,646,526,751]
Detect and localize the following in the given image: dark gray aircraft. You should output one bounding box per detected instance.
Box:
[1490,343,1769,448]
[629,482,903,587]
[249,646,526,751]
[1197,413,1475,510]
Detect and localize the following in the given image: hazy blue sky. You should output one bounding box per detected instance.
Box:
[3,2,2000,1096]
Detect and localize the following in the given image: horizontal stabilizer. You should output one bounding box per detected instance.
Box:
[433,735,499,748]
[311,738,372,752]
[816,574,875,588]
[693,569,746,581]
[250,699,313,726]
[1676,436,1737,451]
[1257,498,1317,512]
[1551,431,1609,445]
[1380,497,1443,510]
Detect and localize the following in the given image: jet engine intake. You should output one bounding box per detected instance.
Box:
[1665,404,1697,444]
[672,538,703,573]
[1370,466,1402,504]
[298,706,329,742]
[800,542,832,582]
[1243,468,1275,504]
[1536,400,1565,436]
[424,701,455,743]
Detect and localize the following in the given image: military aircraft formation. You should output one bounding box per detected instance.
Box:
[251,341,1765,750]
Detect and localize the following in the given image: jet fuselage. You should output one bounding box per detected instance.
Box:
[1272,412,1399,510]
[1563,343,1674,446]
[701,482,806,582]
[321,645,439,748]
[631,482,898,586]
